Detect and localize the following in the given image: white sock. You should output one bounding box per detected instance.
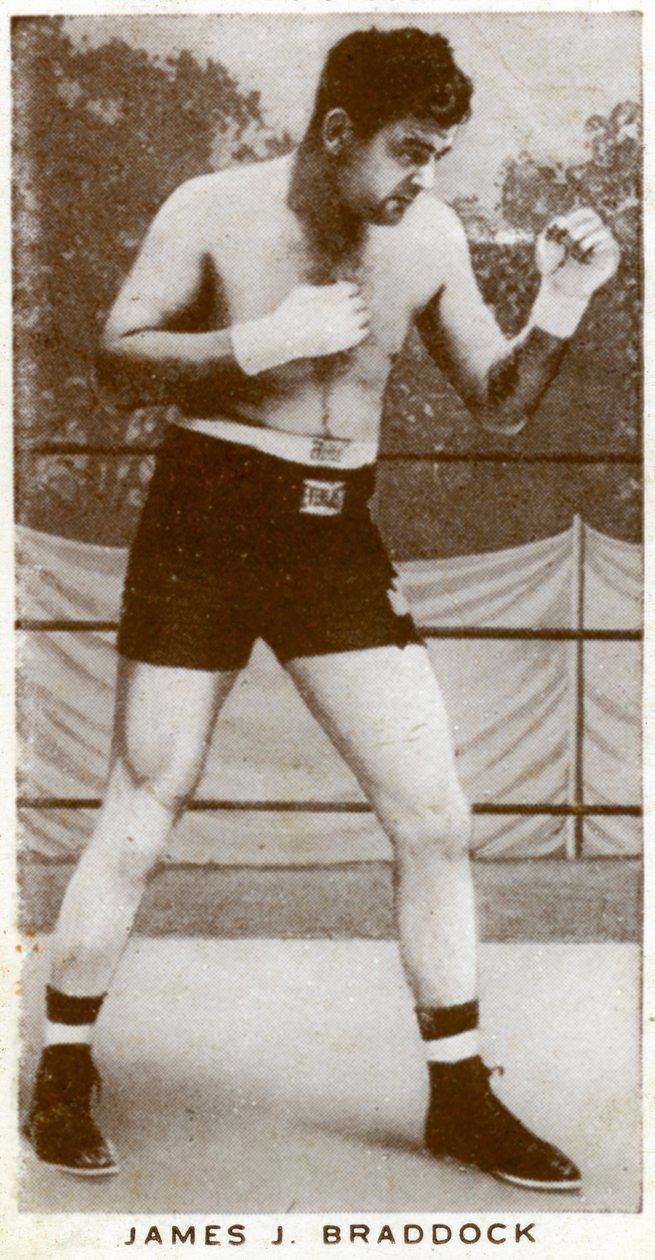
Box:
[418,999,480,1065]
[44,985,105,1048]
[44,1020,93,1046]
[425,1027,480,1064]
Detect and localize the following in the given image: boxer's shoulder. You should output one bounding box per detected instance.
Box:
[404,194,468,251]
[390,195,468,298]
[158,155,292,237]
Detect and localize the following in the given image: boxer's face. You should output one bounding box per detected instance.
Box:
[330,115,458,226]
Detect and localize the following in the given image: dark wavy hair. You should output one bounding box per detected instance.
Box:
[305,27,473,140]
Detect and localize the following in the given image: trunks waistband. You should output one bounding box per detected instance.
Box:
[172,417,378,469]
[159,424,376,519]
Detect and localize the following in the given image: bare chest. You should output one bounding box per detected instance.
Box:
[206,213,442,359]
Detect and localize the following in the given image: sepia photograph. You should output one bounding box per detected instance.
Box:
[5,2,649,1249]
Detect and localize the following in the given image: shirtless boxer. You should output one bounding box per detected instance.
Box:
[25,27,619,1189]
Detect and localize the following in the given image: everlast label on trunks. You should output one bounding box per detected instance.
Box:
[300,478,346,515]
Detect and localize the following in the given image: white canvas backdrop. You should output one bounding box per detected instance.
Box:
[16,523,641,863]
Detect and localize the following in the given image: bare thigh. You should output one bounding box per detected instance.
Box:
[111,657,238,807]
[285,643,467,834]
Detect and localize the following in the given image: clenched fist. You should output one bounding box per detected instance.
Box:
[231,281,370,376]
[532,207,620,338]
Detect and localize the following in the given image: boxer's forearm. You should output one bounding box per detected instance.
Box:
[417,272,590,438]
[469,216,617,433]
[96,281,369,408]
[94,328,246,410]
[471,324,569,436]
[468,277,590,434]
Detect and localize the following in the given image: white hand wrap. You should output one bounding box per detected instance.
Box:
[230,316,287,377]
[230,283,368,374]
[531,284,589,340]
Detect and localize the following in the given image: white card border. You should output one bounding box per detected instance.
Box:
[0,2,652,1256]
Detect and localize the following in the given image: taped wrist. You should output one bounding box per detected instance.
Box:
[531,285,589,340]
[230,316,287,377]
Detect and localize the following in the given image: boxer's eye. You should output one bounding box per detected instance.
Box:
[393,141,433,167]
[392,140,452,168]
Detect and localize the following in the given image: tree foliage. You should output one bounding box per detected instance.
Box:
[14,16,289,449]
[499,101,641,247]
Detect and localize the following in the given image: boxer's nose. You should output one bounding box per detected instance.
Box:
[412,159,435,192]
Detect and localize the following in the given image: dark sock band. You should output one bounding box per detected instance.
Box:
[417,999,479,1042]
[46,986,105,1026]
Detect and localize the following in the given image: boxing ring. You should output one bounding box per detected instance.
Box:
[16,516,641,868]
[17,517,643,1211]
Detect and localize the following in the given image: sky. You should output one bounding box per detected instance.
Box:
[64,12,641,210]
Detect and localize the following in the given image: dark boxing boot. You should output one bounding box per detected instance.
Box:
[24,1043,119,1176]
[425,1055,580,1191]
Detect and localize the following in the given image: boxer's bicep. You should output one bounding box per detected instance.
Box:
[103,189,207,345]
[416,214,508,404]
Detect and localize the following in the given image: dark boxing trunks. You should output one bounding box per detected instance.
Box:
[118,425,420,671]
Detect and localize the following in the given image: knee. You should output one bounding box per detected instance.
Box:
[384,789,472,861]
[119,735,202,816]
[112,813,170,886]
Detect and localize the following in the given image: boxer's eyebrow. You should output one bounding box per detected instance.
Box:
[401,129,454,161]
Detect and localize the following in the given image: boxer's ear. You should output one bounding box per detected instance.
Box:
[322,108,354,157]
